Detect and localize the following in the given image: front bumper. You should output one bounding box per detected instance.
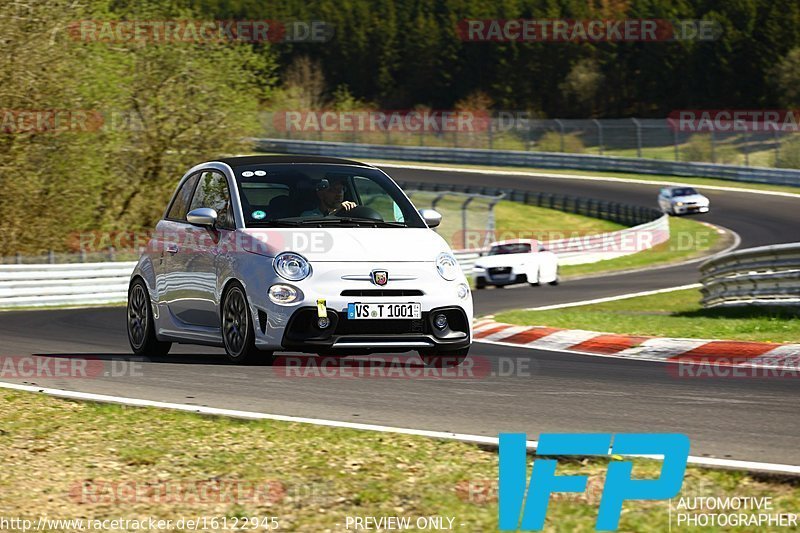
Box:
[241,260,473,353]
[474,267,526,286]
[673,204,709,214]
[280,305,471,354]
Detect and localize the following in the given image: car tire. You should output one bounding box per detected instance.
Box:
[127,279,171,357]
[475,278,486,290]
[419,346,470,368]
[221,282,275,365]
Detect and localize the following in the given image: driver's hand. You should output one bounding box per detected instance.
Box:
[339,201,357,211]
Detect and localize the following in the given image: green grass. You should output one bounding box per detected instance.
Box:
[494,201,625,238]
[409,194,626,250]
[1,391,799,532]
[561,216,728,279]
[495,288,800,343]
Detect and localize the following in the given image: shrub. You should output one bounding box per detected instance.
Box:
[775,136,800,169]
[682,135,739,164]
[536,131,585,153]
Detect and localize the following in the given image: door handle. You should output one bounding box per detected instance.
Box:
[165,243,179,254]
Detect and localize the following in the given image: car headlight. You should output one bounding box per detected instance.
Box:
[268,284,299,304]
[675,201,684,206]
[436,252,459,281]
[473,265,485,272]
[273,252,311,281]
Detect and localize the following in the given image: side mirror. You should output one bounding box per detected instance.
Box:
[187,207,218,228]
[419,208,442,228]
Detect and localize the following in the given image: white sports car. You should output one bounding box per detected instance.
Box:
[127,155,473,365]
[472,239,559,289]
[657,186,710,215]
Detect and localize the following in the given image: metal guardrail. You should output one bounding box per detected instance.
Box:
[0,217,669,308]
[255,138,800,187]
[0,176,669,308]
[699,243,800,307]
[399,181,662,227]
[0,262,136,308]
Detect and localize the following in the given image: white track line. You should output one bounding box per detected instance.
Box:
[522,283,702,311]
[1,381,798,475]
[373,162,800,199]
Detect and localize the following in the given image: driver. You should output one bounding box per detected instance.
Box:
[302,176,357,216]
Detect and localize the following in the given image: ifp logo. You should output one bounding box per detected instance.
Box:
[498,433,689,531]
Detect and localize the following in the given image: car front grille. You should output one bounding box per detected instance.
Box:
[488,267,512,276]
[340,289,424,297]
[335,316,427,335]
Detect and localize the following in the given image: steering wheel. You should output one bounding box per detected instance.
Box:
[334,205,384,221]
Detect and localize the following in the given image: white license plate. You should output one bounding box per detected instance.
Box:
[347,302,421,320]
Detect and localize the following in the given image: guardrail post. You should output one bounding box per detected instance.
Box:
[774,130,781,165]
[48,250,54,264]
[486,197,502,247]
[15,252,21,264]
[461,196,475,249]
[554,119,565,152]
[673,127,680,161]
[631,118,642,158]
[592,119,603,155]
[488,117,494,150]
[710,130,716,163]
[526,120,533,151]
[108,246,115,261]
[80,249,86,263]
[431,193,446,233]
[742,127,749,166]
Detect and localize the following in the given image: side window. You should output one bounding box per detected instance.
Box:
[353,176,404,222]
[189,171,235,229]
[166,174,199,221]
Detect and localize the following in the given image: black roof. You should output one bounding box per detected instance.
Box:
[215,155,373,168]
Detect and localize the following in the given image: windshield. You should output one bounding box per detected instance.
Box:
[231,164,426,228]
[489,243,532,255]
[672,187,698,197]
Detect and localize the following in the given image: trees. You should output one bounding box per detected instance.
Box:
[0,0,276,255]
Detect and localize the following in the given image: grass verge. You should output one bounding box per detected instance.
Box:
[494,201,625,238]
[495,288,800,343]
[560,216,729,279]
[366,158,800,196]
[1,391,799,532]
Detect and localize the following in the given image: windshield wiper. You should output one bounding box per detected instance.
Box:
[247,219,307,227]
[249,217,408,228]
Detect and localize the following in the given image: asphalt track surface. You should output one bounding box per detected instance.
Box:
[1,167,798,466]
